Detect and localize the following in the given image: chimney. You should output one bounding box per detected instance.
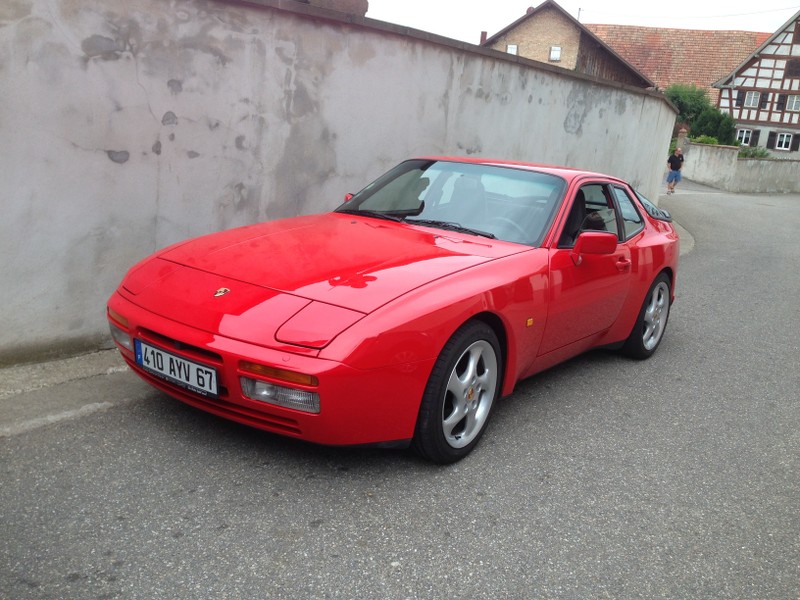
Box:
[480,31,487,44]
[527,6,535,13]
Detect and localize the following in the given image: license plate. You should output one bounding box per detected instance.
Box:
[135,339,218,397]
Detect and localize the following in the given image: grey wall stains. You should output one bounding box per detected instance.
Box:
[0,0,676,362]
[0,1,33,23]
[564,85,591,135]
[167,79,183,94]
[106,150,130,163]
[81,34,125,60]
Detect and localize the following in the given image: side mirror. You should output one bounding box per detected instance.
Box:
[571,231,617,265]
[344,193,354,202]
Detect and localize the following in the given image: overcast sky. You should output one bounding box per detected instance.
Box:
[366,1,800,44]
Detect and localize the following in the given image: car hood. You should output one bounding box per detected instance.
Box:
[120,213,528,348]
[134,213,525,312]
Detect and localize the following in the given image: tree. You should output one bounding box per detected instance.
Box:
[664,84,736,145]
[692,108,736,145]
[665,84,711,126]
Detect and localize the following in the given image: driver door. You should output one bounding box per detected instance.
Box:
[538,182,633,354]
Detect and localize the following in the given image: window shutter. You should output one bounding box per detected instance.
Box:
[759,94,769,110]
[791,135,800,152]
[751,130,761,146]
[777,94,787,111]
[735,91,745,107]
[766,132,777,149]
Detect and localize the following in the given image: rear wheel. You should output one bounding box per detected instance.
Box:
[412,321,502,464]
[622,273,671,359]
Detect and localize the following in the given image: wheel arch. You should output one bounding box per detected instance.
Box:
[465,311,511,396]
[657,266,676,303]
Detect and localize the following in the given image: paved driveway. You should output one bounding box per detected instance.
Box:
[1,183,798,599]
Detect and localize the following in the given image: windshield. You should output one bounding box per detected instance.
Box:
[334,159,566,246]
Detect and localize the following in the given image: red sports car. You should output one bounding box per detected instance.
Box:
[108,157,679,463]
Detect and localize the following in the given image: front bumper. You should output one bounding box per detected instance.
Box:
[107,291,431,448]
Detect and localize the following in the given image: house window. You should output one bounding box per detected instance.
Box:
[549,46,561,62]
[788,95,800,111]
[737,129,752,146]
[506,44,518,55]
[776,133,793,150]
[743,91,761,108]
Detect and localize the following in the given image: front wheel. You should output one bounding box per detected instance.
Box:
[622,273,671,359]
[412,321,502,464]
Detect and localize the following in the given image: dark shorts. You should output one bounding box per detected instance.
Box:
[667,170,682,184]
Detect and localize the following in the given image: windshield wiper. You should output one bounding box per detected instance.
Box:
[405,218,496,239]
[336,208,404,222]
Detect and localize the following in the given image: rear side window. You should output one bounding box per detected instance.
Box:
[635,191,672,222]
[611,186,644,239]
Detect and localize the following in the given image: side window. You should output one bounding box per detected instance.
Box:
[611,186,644,239]
[582,184,618,237]
[558,183,632,248]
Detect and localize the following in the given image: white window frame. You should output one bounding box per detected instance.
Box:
[787,95,800,111]
[744,91,760,108]
[776,133,792,150]
[549,46,561,62]
[737,129,753,146]
[506,44,518,56]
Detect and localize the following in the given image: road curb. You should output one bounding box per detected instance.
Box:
[0,349,127,400]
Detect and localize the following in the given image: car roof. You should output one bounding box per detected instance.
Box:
[417,156,626,186]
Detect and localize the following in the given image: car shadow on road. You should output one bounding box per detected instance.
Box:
[132,348,626,471]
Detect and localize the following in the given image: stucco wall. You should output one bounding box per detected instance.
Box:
[679,143,739,189]
[0,0,676,364]
[680,142,800,193]
[733,158,800,193]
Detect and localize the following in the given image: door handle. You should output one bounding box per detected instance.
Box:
[616,257,631,272]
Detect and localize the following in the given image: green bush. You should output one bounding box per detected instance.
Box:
[738,146,770,158]
[691,135,719,145]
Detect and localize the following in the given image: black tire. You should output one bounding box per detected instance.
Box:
[622,272,671,359]
[412,321,502,464]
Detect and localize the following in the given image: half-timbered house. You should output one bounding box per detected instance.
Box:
[714,9,800,156]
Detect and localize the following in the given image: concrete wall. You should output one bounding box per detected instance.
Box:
[679,143,740,190]
[680,141,800,193]
[0,0,677,364]
[733,159,800,193]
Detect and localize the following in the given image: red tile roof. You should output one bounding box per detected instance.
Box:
[585,24,771,100]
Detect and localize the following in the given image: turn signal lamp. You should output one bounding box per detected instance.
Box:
[107,308,133,352]
[239,361,320,414]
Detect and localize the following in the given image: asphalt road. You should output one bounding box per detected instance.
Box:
[2,182,799,599]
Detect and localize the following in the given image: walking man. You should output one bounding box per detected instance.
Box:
[666,147,684,194]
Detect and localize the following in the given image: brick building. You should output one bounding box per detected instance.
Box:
[481,0,653,89]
